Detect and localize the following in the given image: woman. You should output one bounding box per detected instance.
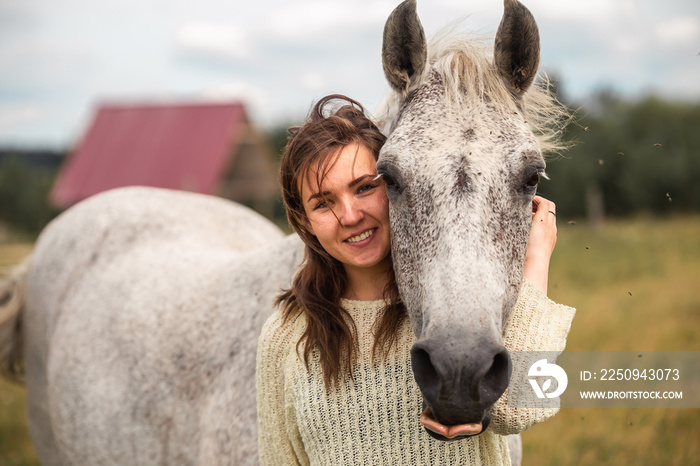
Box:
[256,95,575,465]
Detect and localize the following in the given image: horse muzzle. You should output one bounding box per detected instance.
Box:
[410,337,512,440]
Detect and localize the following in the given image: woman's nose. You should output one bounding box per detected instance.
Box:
[339,199,363,226]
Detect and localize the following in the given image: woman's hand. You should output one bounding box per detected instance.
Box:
[523,196,557,294]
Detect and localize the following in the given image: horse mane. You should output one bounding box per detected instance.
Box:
[429,29,571,155]
[378,29,572,156]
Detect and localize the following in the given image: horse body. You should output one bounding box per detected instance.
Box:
[22,187,303,464]
[0,0,566,463]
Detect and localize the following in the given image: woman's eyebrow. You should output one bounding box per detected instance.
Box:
[348,173,377,187]
[307,191,330,203]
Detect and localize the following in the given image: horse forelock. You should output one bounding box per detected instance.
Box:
[430,31,570,154]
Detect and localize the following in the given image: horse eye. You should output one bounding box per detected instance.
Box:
[380,173,397,188]
[376,161,402,193]
[527,173,540,187]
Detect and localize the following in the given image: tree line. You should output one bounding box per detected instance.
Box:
[1,93,698,236]
[0,151,63,236]
[540,92,700,220]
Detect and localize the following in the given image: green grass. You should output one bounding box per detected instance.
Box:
[523,215,700,465]
[1,216,698,464]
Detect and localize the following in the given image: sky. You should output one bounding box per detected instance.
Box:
[1,0,699,148]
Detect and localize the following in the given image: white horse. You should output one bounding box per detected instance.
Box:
[1,0,566,464]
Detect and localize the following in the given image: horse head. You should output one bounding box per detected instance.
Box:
[379,0,551,440]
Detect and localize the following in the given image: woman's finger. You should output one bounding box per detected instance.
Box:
[532,195,543,214]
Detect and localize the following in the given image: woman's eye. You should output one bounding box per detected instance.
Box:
[313,200,329,210]
[357,183,375,194]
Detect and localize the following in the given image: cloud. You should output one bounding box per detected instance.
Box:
[299,72,326,92]
[176,21,252,61]
[654,17,700,46]
[199,80,269,110]
[0,103,42,129]
[0,101,74,146]
[267,0,393,41]
[527,0,634,23]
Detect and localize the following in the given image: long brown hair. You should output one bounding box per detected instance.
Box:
[276,94,406,388]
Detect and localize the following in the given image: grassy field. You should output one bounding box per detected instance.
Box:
[0,233,36,466]
[523,215,700,465]
[0,216,698,465]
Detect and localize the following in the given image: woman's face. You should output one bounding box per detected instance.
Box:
[300,142,392,276]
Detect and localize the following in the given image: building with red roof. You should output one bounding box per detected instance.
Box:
[51,101,279,216]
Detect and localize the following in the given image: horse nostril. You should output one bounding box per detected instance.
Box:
[480,349,512,405]
[410,346,440,403]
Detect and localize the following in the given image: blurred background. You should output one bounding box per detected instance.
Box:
[1,0,698,464]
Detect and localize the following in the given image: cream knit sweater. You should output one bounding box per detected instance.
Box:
[256,280,575,465]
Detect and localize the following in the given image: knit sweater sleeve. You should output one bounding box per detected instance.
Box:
[489,279,576,435]
[256,309,306,466]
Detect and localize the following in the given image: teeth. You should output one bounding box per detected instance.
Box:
[346,229,374,243]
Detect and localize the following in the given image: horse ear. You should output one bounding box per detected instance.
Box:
[382,0,427,95]
[494,0,540,95]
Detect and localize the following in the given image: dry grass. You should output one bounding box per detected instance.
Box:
[0,216,698,464]
[523,215,700,465]
[0,379,35,466]
[0,231,37,466]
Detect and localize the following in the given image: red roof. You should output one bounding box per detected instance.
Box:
[51,101,247,208]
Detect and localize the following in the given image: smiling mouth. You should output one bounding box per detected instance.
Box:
[345,228,376,243]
